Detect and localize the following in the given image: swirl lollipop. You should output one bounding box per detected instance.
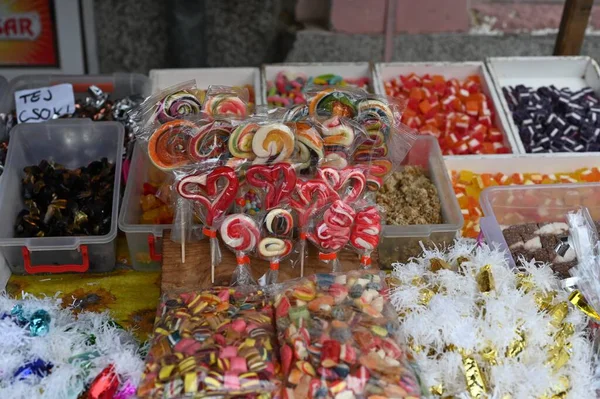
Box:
[252,123,295,164]
[290,177,338,277]
[258,208,294,285]
[350,205,382,268]
[321,117,355,149]
[147,120,200,171]
[294,121,324,174]
[308,87,357,118]
[154,90,202,124]
[203,94,248,119]
[356,96,394,138]
[177,166,239,283]
[228,121,259,160]
[246,163,297,210]
[220,213,260,286]
[188,120,232,162]
[308,199,356,272]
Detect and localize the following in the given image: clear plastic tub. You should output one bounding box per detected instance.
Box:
[118,142,173,271]
[378,135,464,267]
[480,183,600,270]
[0,120,124,274]
[0,73,151,139]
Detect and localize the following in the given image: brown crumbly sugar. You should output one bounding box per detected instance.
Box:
[376,166,443,225]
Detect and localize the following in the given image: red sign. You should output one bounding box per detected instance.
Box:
[0,1,59,67]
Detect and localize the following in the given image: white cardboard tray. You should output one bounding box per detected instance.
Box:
[261,62,375,105]
[444,152,600,175]
[486,56,600,153]
[149,67,262,105]
[373,62,519,156]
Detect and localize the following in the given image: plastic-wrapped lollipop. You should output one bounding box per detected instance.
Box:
[176,165,239,283]
[228,120,260,160]
[361,158,394,192]
[293,121,324,174]
[257,207,294,285]
[308,199,356,272]
[187,119,233,163]
[290,176,339,277]
[130,81,202,135]
[318,166,367,204]
[350,204,383,268]
[246,163,297,210]
[308,87,359,118]
[147,119,201,171]
[251,122,295,164]
[203,85,249,119]
[321,116,356,150]
[220,213,260,286]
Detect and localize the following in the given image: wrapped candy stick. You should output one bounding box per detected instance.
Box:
[220,213,260,286]
[176,166,239,283]
[308,199,356,272]
[350,205,383,268]
[290,176,339,277]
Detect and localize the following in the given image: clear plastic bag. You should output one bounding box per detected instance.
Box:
[246,163,298,211]
[203,85,250,120]
[220,213,261,286]
[307,199,356,272]
[290,175,339,277]
[175,164,240,282]
[131,80,202,139]
[305,85,368,119]
[272,271,421,399]
[256,206,295,285]
[138,287,282,399]
[349,202,384,269]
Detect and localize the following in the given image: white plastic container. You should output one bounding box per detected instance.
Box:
[0,120,124,274]
[374,61,519,156]
[118,142,172,271]
[261,62,375,104]
[379,135,464,267]
[149,67,262,104]
[486,56,600,153]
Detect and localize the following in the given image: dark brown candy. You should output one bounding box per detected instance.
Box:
[14,158,115,238]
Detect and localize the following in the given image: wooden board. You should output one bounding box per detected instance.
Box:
[554,0,594,55]
[160,231,378,295]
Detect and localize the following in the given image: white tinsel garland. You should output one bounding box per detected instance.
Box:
[0,293,144,399]
[389,239,598,399]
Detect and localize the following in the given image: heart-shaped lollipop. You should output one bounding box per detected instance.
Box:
[318,166,366,204]
[246,163,297,209]
[176,166,239,226]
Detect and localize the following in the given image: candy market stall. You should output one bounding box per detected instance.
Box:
[487,56,600,154]
[262,62,374,107]
[374,62,517,156]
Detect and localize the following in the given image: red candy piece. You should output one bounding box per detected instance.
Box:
[388,73,511,155]
[88,364,119,399]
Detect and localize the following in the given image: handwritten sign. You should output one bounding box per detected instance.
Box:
[14,83,75,124]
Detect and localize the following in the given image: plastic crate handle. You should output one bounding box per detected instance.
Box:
[21,245,89,274]
[147,234,163,262]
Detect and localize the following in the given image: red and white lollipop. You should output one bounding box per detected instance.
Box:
[350,206,382,268]
[220,213,260,285]
[308,199,356,272]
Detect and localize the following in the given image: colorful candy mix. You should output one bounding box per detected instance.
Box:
[267,72,369,107]
[385,74,510,155]
[140,182,174,225]
[138,287,281,398]
[273,272,421,399]
[451,167,600,238]
[503,85,600,153]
